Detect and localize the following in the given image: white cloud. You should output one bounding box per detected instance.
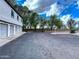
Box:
[45,2,63,17]
[73,17,79,28]
[74,18,79,22]
[46,3,59,17]
[22,0,39,10]
[76,0,79,9]
[60,14,71,25]
[77,0,79,6]
[38,11,47,15]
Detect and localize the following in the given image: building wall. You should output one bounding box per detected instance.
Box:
[0,0,23,39]
[0,21,22,39]
[0,0,22,26]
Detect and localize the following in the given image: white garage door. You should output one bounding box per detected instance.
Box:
[16,25,20,33]
[0,23,8,38]
[17,26,21,32]
[10,25,14,36]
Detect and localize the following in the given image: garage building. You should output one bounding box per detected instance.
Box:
[0,0,23,39]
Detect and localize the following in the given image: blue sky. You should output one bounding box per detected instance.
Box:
[16,0,79,25]
[16,0,26,5]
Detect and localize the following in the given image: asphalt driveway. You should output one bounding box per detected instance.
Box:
[0,32,79,59]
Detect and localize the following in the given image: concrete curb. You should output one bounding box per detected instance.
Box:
[50,32,70,35]
[51,32,79,36]
[71,33,79,36]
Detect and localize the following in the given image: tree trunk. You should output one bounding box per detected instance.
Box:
[51,26,52,31]
[34,26,37,31]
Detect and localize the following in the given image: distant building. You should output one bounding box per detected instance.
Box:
[0,0,23,39]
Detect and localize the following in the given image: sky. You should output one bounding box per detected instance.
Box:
[16,0,79,25]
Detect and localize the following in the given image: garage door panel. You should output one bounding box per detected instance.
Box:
[0,24,8,38]
[10,25,14,36]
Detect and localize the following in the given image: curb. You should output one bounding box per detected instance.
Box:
[0,32,26,47]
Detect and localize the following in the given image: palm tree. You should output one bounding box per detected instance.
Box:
[32,19,39,31]
[47,20,51,29]
[40,20,45,32]
[55,19,62,29]
[50,15,57,31]
[29,12,39,30]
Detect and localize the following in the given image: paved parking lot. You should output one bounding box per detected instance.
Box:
[0,32,79,59]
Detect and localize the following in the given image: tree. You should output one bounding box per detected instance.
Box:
[47,20,51,29]
[67,19,75,29]
[32,19,39,31]
[55,19,62,29]
[28,12,39,29]
[67,19,76,33]
[14,5,29,17]
[22,15,29,30]
[50,15,57,31]
[7,0,16,5]
[40,20,46,32]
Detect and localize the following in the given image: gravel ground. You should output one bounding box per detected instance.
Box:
[0,32,79,59]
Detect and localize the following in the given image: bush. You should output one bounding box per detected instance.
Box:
[70,27,76,33]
